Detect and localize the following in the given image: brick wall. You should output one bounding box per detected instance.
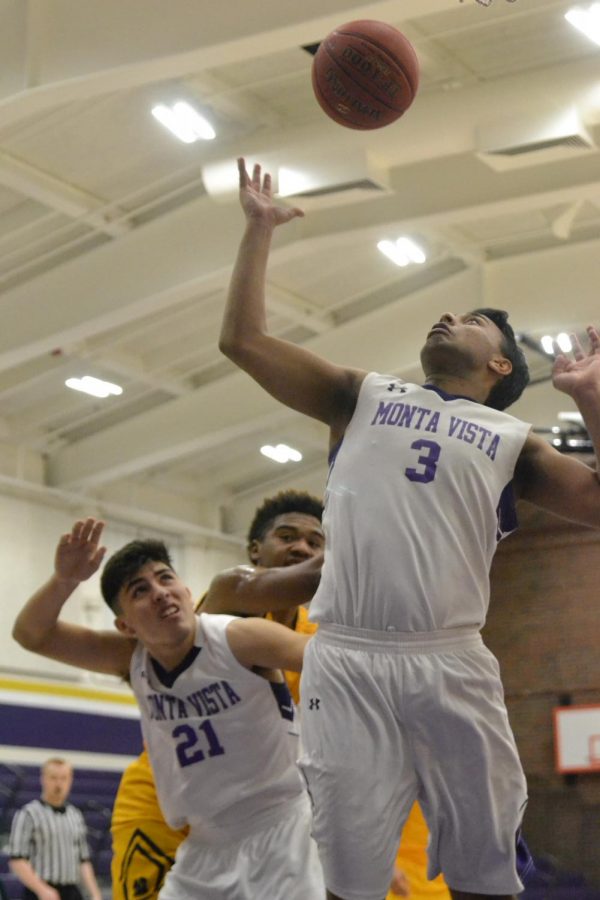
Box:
[484,502,600,884]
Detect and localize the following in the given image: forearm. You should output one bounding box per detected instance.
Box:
[12,574,79,650]
[220,219,274,359]
[80,860,102,899]
[203,555,322,615]
[573,383,600,475]
[9,858,50,893]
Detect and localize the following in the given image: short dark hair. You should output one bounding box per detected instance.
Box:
[101,539,173,613]
[472,308,530,410]
[246,490,324,551]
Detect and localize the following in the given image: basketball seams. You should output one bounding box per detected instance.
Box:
[333,28,419,90]
[321,42,412,115]
[311,19,419,130]
[312,71,376,131]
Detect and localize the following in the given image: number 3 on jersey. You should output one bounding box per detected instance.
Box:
[405,439,441,484]
[173,720,225,768]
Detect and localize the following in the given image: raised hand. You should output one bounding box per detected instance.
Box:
[553,326,600,398]
[54,518,107,585]
[238,157,304,228]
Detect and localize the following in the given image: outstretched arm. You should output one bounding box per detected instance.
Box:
[220,158,365,445]
[226,616,310,673]
[12,518,134,677]
[200,552,323,615]
[517,326,600,526]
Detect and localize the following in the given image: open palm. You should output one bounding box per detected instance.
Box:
[55,517,107,583]
[553,326,600,397]
[238,157,304,228]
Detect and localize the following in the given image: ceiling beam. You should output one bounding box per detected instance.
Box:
[45,233,600,489]
[0,1,458,133]
[0,149,132,237]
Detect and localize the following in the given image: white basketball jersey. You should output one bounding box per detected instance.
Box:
[129,613,304,836]
[310,374,531,632]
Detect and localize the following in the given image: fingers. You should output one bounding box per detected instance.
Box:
[237,157,248,188]
[571,333,585,361]
[238,157,276,197]
[587,324,600,352]
[68,518,105,545]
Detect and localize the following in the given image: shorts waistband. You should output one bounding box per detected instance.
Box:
[315,623,482,654]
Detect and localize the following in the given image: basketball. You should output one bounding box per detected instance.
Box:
[311,20,419,130]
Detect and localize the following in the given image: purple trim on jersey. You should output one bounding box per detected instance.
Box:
[269,681,295,722]
[516,828,536,884]
[422,383,478,404]
[328,437,343,467]
[151,644,201,689]
[496,481,519,542]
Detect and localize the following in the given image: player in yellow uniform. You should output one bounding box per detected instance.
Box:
[110,490,324,899]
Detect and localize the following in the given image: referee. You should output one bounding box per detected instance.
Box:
[8,757,102,900]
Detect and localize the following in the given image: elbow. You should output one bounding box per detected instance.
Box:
[218,331,260,369]
[218,332,238,360]
[12,619,42,652]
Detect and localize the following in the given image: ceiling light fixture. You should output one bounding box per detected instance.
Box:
[556,332,573,353]
[260,444,303,464]
[377,238,426,267]
[540,333,573,354]
[541,335,555,354]
[65,376,123,399]
[565,4,600,46]
[151,101,216,143]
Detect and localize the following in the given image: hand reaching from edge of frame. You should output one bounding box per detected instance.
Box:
[553,325,600,398]
[389,865,411,897]
[238,157,304,229]
[54,517,107,586]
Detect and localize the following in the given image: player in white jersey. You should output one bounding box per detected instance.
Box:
[12,518,325,900]
[219,158,600,900]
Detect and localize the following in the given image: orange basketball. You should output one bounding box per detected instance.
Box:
[311,20,419,130]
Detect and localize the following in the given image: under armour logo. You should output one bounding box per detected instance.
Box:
[309,698,320,710]
[387,382,407,393]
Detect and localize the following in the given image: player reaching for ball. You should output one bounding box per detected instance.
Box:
[219,157,600,900]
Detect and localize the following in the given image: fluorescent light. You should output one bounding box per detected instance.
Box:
[556,332,572,353]
[565,5,600,46]
[558,411,584,424]
[541,335,555,354]
[151,101,216,143]
[65,376,123,399]
[377,238,426,267]
[260,444,303,464]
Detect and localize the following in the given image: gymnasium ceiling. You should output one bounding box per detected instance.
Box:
[1,0,600,538]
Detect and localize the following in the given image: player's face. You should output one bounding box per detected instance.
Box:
[114,561,196,646]
[420,311,507,376]
[250,512,324,568]
[41,762,73,806]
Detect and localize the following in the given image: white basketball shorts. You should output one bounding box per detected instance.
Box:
[158,793,325,900]
[298,624,529,900]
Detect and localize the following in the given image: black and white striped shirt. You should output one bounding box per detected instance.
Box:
[8,799,90,885]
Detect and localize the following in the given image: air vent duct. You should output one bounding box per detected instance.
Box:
[475,108,595,171]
